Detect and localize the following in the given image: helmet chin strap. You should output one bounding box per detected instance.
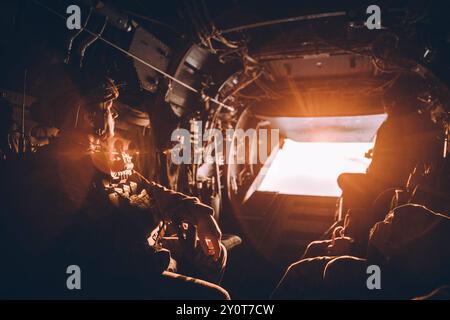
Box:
[74,105,81,128]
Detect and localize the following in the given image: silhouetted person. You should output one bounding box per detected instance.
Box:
[273,203,450,299]
[338,75,442,225]
[0,66,228,299]
[271,76,447,299]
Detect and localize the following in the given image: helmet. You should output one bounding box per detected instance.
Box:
[382,74,424,114]
[80,73,119,110]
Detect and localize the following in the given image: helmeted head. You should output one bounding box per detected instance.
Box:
[75,73,133,177]
[382,74,424,116]
[31,66,119,143]
[31,66,126,176]
[76,73,119,143]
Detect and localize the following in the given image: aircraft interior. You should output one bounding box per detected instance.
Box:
[0,0,449,300]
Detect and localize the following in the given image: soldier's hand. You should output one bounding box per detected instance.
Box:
[196,213,222,262]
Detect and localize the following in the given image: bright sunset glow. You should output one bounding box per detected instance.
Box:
[258,139,374,197]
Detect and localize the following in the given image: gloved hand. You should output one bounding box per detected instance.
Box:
[144,181,223,261]
[188,204,222,262]
[197,213,222,262]
[163,224,227,283]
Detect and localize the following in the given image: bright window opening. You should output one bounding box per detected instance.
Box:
[257,114,386,197]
